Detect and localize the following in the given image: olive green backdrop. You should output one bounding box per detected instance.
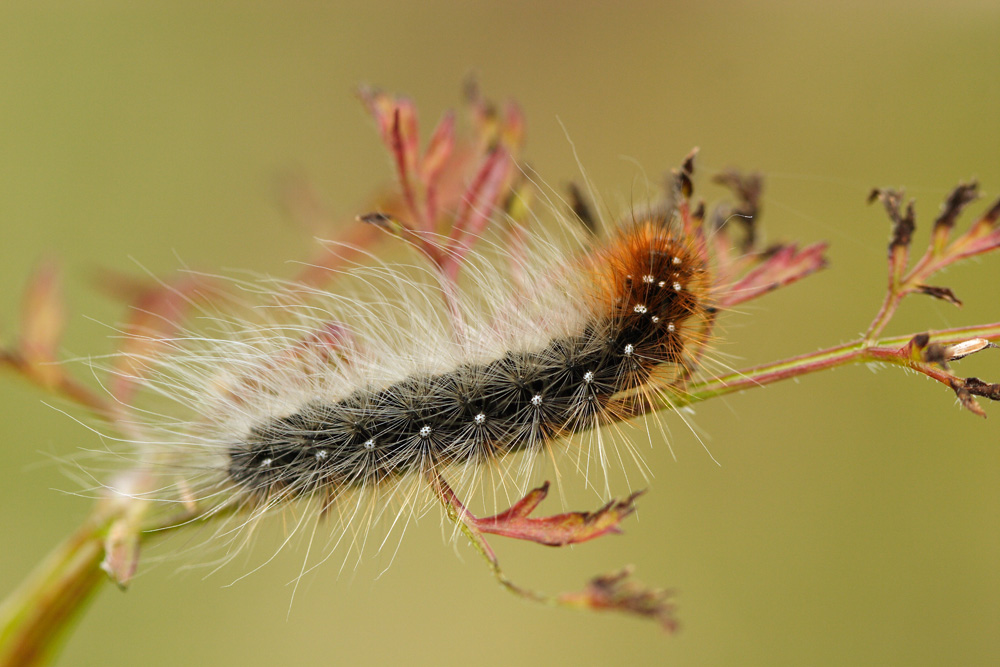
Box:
[1,2,998,665]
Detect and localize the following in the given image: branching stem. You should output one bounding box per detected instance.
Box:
[681,323,1000,408]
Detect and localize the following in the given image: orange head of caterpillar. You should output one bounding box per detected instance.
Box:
[587,215,713,394]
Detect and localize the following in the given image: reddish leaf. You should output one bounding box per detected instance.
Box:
[395,99,420,176]
[500,100,525,152]
[469,482,642,547]
[932,181,979,251]
[18,259,66,387]
[445,148,512,281]
[558,568,677,632]
[981,197,1000,227]
[948,220,1000,262]
[916,284,963,307]
[419,110,455,186]
[390,106,424,228]
[950,377,986,417]
[721,242,829,308]
[358,89,424,227]
[357,86,401,146]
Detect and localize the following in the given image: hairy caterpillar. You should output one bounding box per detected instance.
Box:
[109,200,715,565]
[224,217,710,503]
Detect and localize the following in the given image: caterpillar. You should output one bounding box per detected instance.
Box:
[224,216,711,503]
[116,205,715,544]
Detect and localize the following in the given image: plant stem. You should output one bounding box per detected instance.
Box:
[0,495,221,667]
[681,322,1000,407]
[0,515,109,667]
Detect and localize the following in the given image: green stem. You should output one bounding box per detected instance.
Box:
[0,496,221,667]
[0,515,110,667]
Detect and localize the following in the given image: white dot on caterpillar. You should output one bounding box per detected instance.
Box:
[314,449,329,461]
[651,316,660,323]
[531,394,543,407]
[672,256,682,266]
[667,322,676,332]
[419,425,433,438]
[673,281,682,291]
[363,438,375,450]
[583,370,594,384]
[657,281,666,288]
[633,304,647,314]
[624,344,634,356]
[260,458,273,468]
[474,413,486,425]
[642,274,655,283]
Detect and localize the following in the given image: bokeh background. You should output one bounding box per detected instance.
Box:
[2,2,999,665]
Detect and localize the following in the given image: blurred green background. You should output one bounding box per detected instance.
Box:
[2,1,998,665]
